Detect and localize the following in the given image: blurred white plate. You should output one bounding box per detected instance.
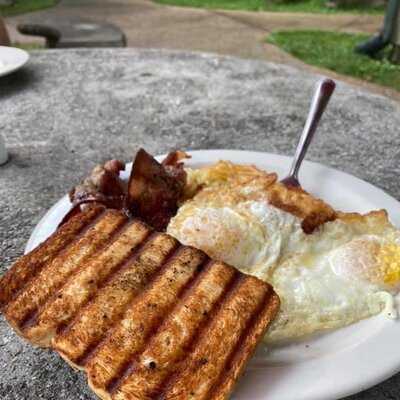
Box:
[25,150,400,400]
[0,46,29,77]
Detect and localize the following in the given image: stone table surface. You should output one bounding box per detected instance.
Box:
[0,49,400,400]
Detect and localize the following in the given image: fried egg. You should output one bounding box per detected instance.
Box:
[167,162,400,344]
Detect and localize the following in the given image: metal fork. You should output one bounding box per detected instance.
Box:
[281,78,336,187]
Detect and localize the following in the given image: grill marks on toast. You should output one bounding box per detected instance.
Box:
[0,206,103,310]
[4,209,126,335]
[0,206,280,400]
[211,291,280,400]
[23,220,151,346]
[157,276,274,400]
[53,232,180,367]
[109,261,237,400]
[86,247,208,396]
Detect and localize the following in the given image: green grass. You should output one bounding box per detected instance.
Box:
[268,30,400,91]
[154,0,384,14]
[0,0,58,17]
[13,42,44,50]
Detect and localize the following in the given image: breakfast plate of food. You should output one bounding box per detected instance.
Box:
[2,78,400,400]
[2,147,398,400]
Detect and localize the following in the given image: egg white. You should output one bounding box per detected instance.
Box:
[167,165,400,344]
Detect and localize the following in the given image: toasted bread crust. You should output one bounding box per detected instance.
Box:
[24,219,151,346]
[212,291,280,400]
[4,209,127,339]
[0,207,279,400]
[156,276,274,400]
[0,205,104,310]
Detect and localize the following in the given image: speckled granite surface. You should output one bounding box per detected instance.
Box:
[0,49,400,400]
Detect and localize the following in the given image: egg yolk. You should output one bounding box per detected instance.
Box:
[377,243,400,286]
[329,237,400,291]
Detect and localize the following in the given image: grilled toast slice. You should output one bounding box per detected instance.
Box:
[0,205,280,400]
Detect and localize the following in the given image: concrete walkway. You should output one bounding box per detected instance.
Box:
[5,0,398,100]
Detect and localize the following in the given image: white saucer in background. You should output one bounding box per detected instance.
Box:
[0,46,29,78]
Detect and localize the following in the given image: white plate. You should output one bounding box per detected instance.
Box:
[25,150,400,400]
[0,46,29,78]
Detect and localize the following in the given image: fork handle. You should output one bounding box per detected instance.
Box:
[287,78,336,180]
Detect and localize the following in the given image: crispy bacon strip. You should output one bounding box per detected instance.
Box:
[125,149,189,231]
[161,150,190,166]
[59,160,126,226]
[69,160,126,207]
[63,150,189,230]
